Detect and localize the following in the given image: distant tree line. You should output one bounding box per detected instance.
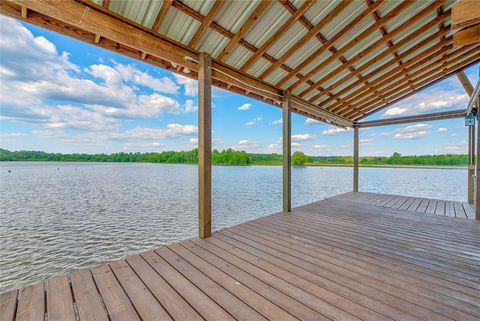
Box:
[0,148,468,166]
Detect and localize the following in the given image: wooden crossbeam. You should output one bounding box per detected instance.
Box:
[344,46,478,118]
[345,45,478,118]
[275,0,383,88]
[457,71,475,96]
[152,0,172,32]
[454,25,480,47]
[170,0,318,91]
[217,1,270,62]
[354,50,480,120]
[320,27,451,110]
[357,109,466,128]
[285,1,414,93]
[328,34,453,114]
[259,0,352,80]
[188,1,224,48]
[451,0,480,30]
[297,1,444,98]
[315,16,451,109]
[240,0,314,72]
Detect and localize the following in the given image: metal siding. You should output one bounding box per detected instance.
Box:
[321,1,368,40]
[285,39,323,69]
[266,22,308,59]
[158,7,199,45]
[109,0,161,28]
[215,0,260,33]
[244,2,290,48]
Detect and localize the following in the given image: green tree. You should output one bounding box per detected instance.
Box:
[292,151,309,166]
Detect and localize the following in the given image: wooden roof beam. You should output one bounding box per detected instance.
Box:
[239,0,314,72]
[151,0,172,32]
[326,31,452,114]
[358,109,466,128]
[451,0,480,30]
[276,0,383,89]
[284,0,413,93]
[102,0,110,9]
[318,26,451,109]
[217,0,271,62]
[349,48,480,119]
[457,71,475,96]
[188,1,224,48]
[171,0,318,90]
[259,0,352,80]
[356,55,480,120]
[342,45,476,118]
[297,1,445,98]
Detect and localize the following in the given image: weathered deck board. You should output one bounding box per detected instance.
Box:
[344,191,474,219]
[1,192,479,321]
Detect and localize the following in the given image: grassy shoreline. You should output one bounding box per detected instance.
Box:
[0,159,467,170]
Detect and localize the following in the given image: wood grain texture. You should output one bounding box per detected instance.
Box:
[2,192,479,320]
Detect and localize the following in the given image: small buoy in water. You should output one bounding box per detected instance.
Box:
[57,168,59,170]
[8,170,11,172]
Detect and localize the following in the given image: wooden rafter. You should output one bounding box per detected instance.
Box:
[275,0,368,95]
[350,47,480,119]
[367,0,414,89]
[320,13,452,110]
[102,0,110,9]
[341,44,458,117]
[188,1,224,48]
[259,0,352,80]
[217,1,270,62]
[276,0,383,88]
[358,109,466,128]
[170,0,318,90]
[457,71,474,96]
[240,0,314,72]
[342,44,475,117]
[151,0,172,32]
[326,30,452,114]
[297,1,443,98]
[357,54,480,120]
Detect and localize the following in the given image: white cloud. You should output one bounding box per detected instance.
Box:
[173,74,197,96]
[271,118,282,125]
[245,117,262,127]
[382,89,469,118]
[231,139,262,152]
[437,127,448,132]
[0,16,198,139]
[291,134,317,141]
[322,127,352,136]
[305,118,322,125]
[391,123,431,139]
[238,103,251,111]
[313,144,328,149]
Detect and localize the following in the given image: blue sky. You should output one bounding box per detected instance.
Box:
[0,16,478,156]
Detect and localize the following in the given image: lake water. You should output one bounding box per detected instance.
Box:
[0,161,467,292]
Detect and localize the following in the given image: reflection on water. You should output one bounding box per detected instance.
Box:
[0,162,466,292]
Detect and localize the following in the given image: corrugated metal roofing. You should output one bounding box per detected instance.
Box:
[75,0,479,121]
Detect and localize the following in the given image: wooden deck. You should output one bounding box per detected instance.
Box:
[337,191,476,219]
[1,192,479,321]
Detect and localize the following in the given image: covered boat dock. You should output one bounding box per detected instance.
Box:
[0,0,479,320]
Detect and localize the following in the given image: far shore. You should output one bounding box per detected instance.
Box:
[0,160,467,170]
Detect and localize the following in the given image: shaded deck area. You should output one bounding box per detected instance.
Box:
[1,192,479,321]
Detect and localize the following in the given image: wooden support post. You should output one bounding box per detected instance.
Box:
[198,52,212,238]
[353,125,359,192]
[283,92,292,212]
[468,124,475,204]
[476,113,480,220]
